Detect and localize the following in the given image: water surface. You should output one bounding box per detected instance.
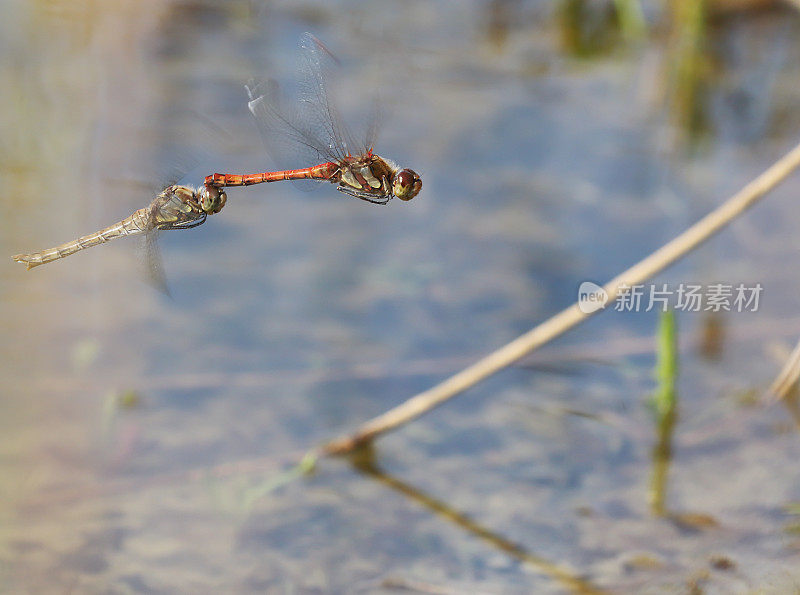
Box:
[2,1,800,592]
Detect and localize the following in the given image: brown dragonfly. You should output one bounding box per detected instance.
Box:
[12,184,226,270]
[205,33,421,205]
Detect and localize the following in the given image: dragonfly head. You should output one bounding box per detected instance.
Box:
[199,185,227,214]
[392,168,422,201]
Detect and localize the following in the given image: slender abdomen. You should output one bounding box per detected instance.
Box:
[12,208,150,269]
[204,162,338,188]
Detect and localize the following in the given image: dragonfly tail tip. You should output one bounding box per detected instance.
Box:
[11,255,34,270]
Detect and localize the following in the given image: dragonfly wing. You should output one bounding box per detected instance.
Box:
[297,33,374,159]
[144,229,170,296]
[139,204,171,296]
[246,78,330,191]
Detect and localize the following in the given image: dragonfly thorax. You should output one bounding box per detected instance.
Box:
[333,155,421,204]
[151,185,223,232]
[338,156,388,192]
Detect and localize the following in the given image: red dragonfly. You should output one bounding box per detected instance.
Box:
[205,33,421,205]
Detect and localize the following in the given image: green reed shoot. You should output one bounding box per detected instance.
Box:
[649,309,678,515]
[651,309,678,418]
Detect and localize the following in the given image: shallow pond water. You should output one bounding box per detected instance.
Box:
[2,0,800,592]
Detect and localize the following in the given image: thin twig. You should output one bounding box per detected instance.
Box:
[323,140,800,455]
[765,336,800,403]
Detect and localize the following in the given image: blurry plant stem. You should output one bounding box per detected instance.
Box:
[650,406,677,516]
[321,139,800,456]
[557,0,616,56]
[667,0,708,139]
[651,311,678,419]
[237,452,317,512]
[765,337,800,403]
[614,0,647,40]
[649,310,678,516]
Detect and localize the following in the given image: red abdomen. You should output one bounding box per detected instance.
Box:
[204,162,338,188]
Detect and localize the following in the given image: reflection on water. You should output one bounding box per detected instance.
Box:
[350,445,607,594]
[3,0,800,591]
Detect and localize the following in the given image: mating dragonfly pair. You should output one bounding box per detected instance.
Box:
[12,34,421,271]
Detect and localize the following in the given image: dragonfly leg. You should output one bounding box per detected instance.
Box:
[158,213,208,231]
[336,186,390,205]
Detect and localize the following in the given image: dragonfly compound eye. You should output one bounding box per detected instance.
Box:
[393,169,422,201]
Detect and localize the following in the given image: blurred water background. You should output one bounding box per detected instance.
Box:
[2,0,800,592]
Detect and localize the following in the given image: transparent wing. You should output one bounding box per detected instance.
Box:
[135,200,171,296]
[297,33,377,159]
[246,33,379,189]
[246,78,336,183]
[143,225,171,297]
[297,33,352,160]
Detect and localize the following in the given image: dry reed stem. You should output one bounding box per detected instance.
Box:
[765,337,800,402]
